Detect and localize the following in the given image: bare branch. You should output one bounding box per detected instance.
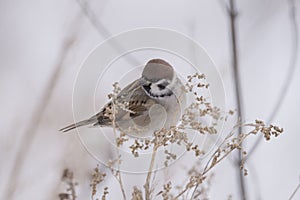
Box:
[227,0,247,199]
[217,0,231,14]
[110,95,127,200]
[144,145,158,200]
[75,0,140,66]
[288,175,300,200]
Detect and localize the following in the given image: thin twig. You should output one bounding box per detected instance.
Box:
[179,129,249,200]
[218,0,231,13]
[59,169,77,200]
[75,0,110,38]
[289,176,300,200]
[111,100,127,200]
[227,0,247,199]
[203,123,242,173]
[3,18,80,200]
[75,0,140,66]
[246,0,299,159]
[174,187,189,200]
[188,123,258,199]
[144,144,158,200]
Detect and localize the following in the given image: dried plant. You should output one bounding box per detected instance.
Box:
[59,169,78,200]
[90,165,107,200]
[132,187,143,200]
[59,72,283,199]
[288,176,300,200]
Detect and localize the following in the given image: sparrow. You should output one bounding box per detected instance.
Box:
[60,59,186,136]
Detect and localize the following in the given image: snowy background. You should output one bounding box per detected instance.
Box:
[1,0,300,199]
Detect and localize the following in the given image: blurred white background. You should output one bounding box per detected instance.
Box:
[1,0,300,199]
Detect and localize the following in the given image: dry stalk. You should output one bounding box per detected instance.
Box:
[289,176,300,200]
[58,169,78,200]
[132,187,143,200]
[226,0,247,199]
[144,144,159,200]
[110,87,127,200]
[60,73,283,200]
[182,121,283,199]
[90,165,107,200]
[75,0,139,66]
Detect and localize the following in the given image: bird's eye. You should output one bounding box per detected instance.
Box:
[157,84,166,90]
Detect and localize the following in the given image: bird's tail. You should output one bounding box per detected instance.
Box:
[59,116,98,133]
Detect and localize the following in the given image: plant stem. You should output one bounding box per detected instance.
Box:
[144,145,158,200]
[289,178,300,200]
[228,0,247,199]
[112,102,127,200]
[75,0,140,66]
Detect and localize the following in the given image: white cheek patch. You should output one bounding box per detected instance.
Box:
[150,84,169,96]
[149,77,176,97]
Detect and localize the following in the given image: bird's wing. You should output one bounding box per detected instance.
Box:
[93,79,157,127]
[117,79,142,99]
[60,79,155,132]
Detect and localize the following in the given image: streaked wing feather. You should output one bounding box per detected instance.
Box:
[93,79,156,126]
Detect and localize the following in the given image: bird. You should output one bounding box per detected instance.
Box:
[60,59,186,137]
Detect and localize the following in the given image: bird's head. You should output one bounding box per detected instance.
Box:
[141,59,175,98]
